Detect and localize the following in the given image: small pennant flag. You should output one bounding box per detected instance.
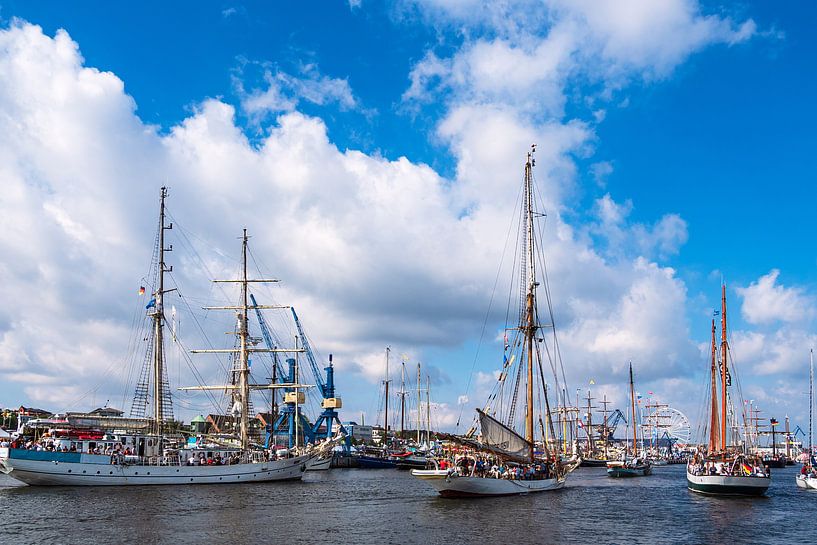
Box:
[648,391,654,395]
[577,419,584,429]
[145,298,156,309]
[138,286,146,295]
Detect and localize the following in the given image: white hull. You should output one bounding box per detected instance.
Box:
[305,456,332,471]
[0,449,310,486]
[411,470,565,497]
[686,469,770,496]
[796,474,817,490]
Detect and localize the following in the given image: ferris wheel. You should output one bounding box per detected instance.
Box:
[655,407,692,445]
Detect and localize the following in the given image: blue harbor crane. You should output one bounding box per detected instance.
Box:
[249,294,347,448]
[290,308,349,447]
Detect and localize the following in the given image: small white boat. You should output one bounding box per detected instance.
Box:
[411,469,565,497]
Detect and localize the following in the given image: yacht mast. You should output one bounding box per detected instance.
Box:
[720,285,728,451]
[399,359,406,439]
[629,362,637,458]
[153,186,172,436]
[708,319,720,452]
[810,349,814,454]
[426,374,431,443]
[417,362,422,444]
[523,146,537,459]
[383,347,391,446]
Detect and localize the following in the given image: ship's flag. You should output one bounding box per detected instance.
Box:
[145,298,156,309]
[742,463,753,475]
[577,419,584,429]
[648,391,654,395]
[138,286,145,295]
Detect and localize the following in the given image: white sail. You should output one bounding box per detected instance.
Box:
[477,409,531,462]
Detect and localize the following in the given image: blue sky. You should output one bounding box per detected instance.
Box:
[0,1,815,440]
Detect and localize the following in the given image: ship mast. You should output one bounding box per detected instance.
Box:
[153,186,173,436]
[399,359,407,440]
[708,319,720,452]
[810,349,814,455]
[238,230,251,448]
[720,285,728,451]
[184,230,303,451]
[383,347,391,447]
[808,348,814,454]
[417,362,422,444]
[629,362,637,458]
[523,146,538,460]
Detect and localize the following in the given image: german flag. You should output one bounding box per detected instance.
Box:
[742,463,753,475]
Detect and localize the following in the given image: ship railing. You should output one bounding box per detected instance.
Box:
[144,455,182,466]
[240,451,269,464]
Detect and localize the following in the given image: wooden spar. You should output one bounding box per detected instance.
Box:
[238,229,250,451]
[524,148,535,460]
[629,362,637,457]
[708,319,720,452]
[720,284,728,451]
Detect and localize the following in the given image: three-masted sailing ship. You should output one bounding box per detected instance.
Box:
[606,363,651,477]
[0,189,318,485]
[412,146,579,497]
[686,286,770,495]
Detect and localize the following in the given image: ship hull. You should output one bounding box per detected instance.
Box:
[355,455,397,469]
[579,458,608,468]
[305,455,332,471]
[606,465,651,477]
[411,470,565,497]
[0,448,310,486]
[795,475,817,490]
[686,470,770,496]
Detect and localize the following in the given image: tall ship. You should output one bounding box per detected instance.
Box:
[686,286,770,496]
[0,188,320,485]
[606,363,651,477]
[412,146,579,497]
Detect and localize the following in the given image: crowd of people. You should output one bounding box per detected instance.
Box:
[441,453,558,481]
[687,454,768,478]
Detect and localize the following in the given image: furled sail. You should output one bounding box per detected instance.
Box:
[477,409,532,463]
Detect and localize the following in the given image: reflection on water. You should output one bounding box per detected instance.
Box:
[1,465,813,544]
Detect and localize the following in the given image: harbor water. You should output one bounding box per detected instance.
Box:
[0,464,813,544]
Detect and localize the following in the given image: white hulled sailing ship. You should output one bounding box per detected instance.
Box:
[412,146,579,497]
[686,286,770,496]
[0,188,320,485]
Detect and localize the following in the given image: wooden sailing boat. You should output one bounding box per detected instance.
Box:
[0,190,318,485]
[411,146,579,497]
[796,349,817,489]
[686,285,770,495]
[606,363,651,477]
